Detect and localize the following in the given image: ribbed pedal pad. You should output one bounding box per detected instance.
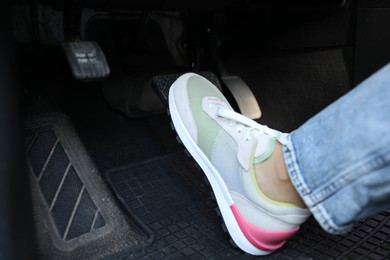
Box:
[62,41,110,81]
[152,71,222,105]
[222,75,262,119]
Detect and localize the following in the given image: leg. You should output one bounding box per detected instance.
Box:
[284,63,390,234]
[168,65,390,255]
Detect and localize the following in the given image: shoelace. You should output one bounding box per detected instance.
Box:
[216,107,288,145]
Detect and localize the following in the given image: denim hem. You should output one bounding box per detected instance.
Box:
[283,134,352,234]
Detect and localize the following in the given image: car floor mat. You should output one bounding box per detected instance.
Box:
[25,113,149,259]
[106,151,390,259]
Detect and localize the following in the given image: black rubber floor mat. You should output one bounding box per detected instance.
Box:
[107,152,390,259]
[25,114,147,259]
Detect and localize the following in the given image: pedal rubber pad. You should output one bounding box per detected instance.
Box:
[152,71,222,105]
[222,75,262,119]
[62,41,110,81]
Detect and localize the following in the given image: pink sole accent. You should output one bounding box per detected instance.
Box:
[230,205,299,251]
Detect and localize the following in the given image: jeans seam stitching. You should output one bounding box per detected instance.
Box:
[284,137,338,233]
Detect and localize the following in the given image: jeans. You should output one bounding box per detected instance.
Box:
[283,64,390,234]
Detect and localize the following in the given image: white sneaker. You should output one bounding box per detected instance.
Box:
[168,73,311,255]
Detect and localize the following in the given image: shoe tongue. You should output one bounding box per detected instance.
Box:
[254,135,276,163]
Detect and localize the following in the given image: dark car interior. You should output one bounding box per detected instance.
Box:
[1,0,390,259]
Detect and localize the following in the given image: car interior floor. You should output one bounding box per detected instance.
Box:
[20,40,390,259]
[16,1,390,258]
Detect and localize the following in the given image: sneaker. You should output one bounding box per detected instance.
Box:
[168,73,311,255]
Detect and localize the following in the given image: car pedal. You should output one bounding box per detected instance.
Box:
[152,71,223,105]
[62,41,110,81]
[221,75,261,119]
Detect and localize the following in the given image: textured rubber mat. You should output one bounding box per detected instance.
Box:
[107,152,390,259]
[25,114,147,259]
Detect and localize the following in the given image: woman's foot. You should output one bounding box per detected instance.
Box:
[169,73,311,255]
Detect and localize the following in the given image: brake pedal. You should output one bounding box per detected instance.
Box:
[62,41,110,81]
[152,71,223,105]
[221,75,262,120]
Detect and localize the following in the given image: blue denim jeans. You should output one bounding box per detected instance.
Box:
[283,64,390,234]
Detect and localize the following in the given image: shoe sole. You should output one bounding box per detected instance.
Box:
[168,83,271,256]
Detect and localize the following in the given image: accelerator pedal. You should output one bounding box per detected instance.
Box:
[62,41,110,81]
[221,75,261,120]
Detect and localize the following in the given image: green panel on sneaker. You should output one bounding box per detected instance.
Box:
[187,76,229,160]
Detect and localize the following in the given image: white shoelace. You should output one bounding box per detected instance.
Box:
[216,107,288,144]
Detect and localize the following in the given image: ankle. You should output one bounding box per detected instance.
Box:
[254,142,306,208]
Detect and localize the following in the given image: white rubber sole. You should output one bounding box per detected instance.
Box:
[168,83,271,256]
